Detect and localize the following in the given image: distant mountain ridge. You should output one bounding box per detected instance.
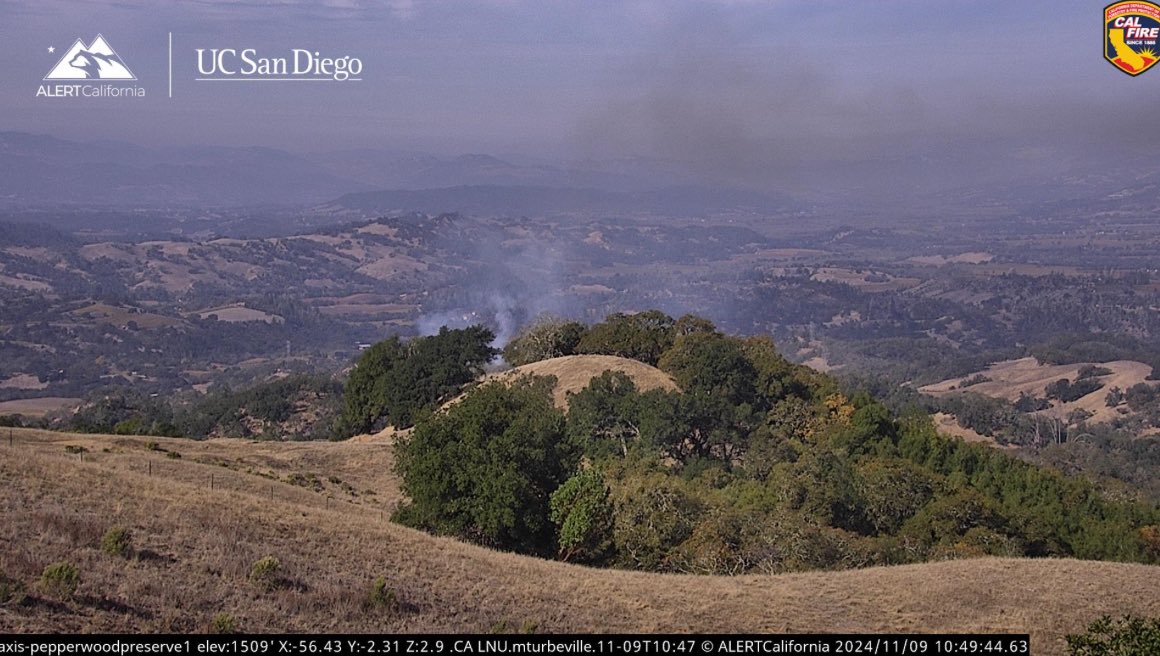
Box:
[328,184,792,217]
[0,131,374,206]
[0,131,709,210]
[6,130,1156,218]
[310,150,680,192]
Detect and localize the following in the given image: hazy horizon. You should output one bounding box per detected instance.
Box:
[1,1,1155,197]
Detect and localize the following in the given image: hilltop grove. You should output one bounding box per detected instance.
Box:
[385,312,1160,574]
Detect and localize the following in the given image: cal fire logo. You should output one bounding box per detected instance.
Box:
[1105,2,1160,76]
[44,34,136,80]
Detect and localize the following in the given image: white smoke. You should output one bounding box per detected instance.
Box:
[415,235,573,355]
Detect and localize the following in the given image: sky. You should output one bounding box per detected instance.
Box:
[0,1,1155,188]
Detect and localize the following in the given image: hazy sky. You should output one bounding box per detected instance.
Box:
[0,1,1153,179]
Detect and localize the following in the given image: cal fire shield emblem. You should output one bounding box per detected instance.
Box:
[1105,2,1160,76]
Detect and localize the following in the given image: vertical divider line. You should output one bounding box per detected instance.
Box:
[168,32,173,98]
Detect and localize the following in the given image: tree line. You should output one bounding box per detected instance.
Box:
[389,312,1160,574]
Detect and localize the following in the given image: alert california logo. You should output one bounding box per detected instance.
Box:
[37,34,146,98]
[1105,1,1160,76]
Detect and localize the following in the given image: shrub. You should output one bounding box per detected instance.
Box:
[366,577,398,611]
[248,556,281,590]
[210,613,239,634]
[1046,378,1104,403]
[1125,383,1159,411]
[1141,525,1160,558]
[40,562,79,597]
[1066,615,1160,655]
[611,477,703,571]
[113,418,146,435]
[286,472,323,492]
[101,526,133,558]
[1078,365,1113,380]
[550,470,614,563]
[144,441,161,451]
[1014,392,1051,413]
[166,451,182,459]
[958,374,991,388]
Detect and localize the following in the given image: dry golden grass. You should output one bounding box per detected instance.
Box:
[0,427,1157,652]
[0,397,83,417]
[70,303,183,330]
[487,355,679,410]
[0,374,48,391]
[0,275,52,293]
[930,412,1014,450]
[194,305,283,324]
[921,357,1153,426]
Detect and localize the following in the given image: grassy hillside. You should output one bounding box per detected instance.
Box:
[0,428,1157,654]
[482,355,679,410]
[922,357,1153,429]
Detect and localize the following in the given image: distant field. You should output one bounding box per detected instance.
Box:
[0,374,46,391]
[801,356,836,373]
[922,357,1154,426]
[71,303,182,330]
[931,412,1013,449]
[908,251,994,266]
[0,428,1156,651]
[0,397,82,417]
[0,275,52,293]
[195,305,283,324]
[810,267,921,293]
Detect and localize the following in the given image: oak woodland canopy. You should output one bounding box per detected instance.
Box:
[34,309,1160,575]
[354,312,1160,575]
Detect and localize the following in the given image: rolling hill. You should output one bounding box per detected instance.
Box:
[485,355,679,410]
[352,355,676,444]
[922,357,1156,431]
[0,427,1157,654]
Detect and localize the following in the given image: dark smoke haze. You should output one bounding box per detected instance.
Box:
[2,0,1149,202]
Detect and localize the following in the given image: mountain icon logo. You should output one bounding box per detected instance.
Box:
[44,35,136,80]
